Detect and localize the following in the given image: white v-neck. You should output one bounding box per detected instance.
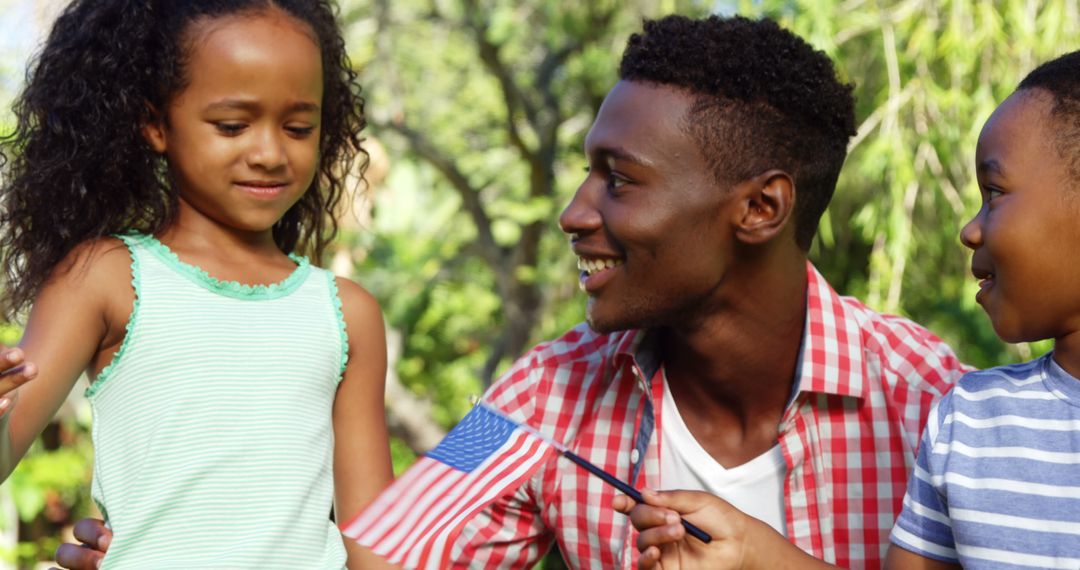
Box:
[660,369,787,536]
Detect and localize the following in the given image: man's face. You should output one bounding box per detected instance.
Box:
[960,90,1080,343]
[558,81,739,333]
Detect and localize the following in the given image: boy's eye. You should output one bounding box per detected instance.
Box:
[214,122,246,135]
[986,187,1004,201]
[606,173,629,191]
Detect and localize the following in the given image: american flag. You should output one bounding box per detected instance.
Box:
[340,403,558,569]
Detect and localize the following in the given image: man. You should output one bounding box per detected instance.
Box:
[55,14,967,570]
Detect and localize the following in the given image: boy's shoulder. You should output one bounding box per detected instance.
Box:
[936,355,1054,421]
[956,356,1047,388]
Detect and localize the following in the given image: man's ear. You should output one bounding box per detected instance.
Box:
[141,103,167,154]
[732,170,795,245]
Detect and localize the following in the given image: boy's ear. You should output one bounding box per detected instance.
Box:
[732,170,796,245]
[141,103,167,154]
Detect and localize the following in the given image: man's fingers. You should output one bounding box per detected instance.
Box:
[71,518,111,551]
[628,503,680,532]
[642,488,726,515]
[53,543,104,570]
[635,523,686,552]
[613,494,636,514]
[638,545,662,569]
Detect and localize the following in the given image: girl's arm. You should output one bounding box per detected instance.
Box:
[3,239,130,479]
[331,277,396,569]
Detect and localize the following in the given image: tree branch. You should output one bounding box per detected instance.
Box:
[376,119,508,271]
[461,0,540,157]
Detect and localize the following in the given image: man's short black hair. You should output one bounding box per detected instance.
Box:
[619,15,857,250]
[1018,50,1080,183]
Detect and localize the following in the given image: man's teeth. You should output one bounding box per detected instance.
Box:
[577,257,623,275]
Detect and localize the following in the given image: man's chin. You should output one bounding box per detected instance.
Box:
[585,307,636,335]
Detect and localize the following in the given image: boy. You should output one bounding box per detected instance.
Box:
[614,49,1080,569]
[886,48,1080,568]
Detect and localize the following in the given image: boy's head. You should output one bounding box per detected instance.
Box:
[1017,51,1080,185]
[960,50,1080,344]
[617,15,857,251]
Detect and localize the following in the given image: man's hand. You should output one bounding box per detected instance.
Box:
[52,518,111,570]
[613,489,833,570]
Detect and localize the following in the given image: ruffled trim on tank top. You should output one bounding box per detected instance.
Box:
[86,235,143,399]
[326,274,350,385]
[136,233,311,300]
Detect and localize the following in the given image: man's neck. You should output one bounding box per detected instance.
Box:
[659,254,808,468]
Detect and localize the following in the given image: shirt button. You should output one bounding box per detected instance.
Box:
[630,449,640,464]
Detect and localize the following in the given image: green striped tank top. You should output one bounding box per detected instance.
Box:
[86,233,348,569]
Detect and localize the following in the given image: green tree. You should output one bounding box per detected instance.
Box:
[740,0,1079,368]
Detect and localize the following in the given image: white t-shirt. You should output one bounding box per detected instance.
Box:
[660,372,787,536]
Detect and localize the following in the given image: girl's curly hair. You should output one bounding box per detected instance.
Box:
[0,0,367,319]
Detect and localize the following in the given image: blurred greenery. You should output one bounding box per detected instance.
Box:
[0,0,1078,566]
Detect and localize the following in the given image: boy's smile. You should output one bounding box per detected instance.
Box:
[960,89,1080,344]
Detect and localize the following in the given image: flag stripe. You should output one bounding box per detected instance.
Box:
[341,405,557,569]
[422,434,549,568]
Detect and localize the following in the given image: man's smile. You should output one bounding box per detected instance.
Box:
[576,255,623,292]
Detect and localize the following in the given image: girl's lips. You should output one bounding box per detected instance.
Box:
[235,182,288,198]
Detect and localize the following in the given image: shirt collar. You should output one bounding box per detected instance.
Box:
[611,261,866,399]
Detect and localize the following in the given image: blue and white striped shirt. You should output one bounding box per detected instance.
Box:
[891,353,1080,568]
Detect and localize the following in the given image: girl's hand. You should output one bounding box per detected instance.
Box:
[0,348,37,416]
[613,489,833,570]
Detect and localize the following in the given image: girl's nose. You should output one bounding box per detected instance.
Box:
[959,207,985,250]
[246,129,287,170]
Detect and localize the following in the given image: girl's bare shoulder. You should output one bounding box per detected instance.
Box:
[50,237,132,292]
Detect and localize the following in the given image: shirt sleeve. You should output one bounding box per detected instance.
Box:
[890,395,960,563]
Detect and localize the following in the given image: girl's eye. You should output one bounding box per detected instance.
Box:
[986,187,1004,202]
[215,122,246,135]
[286,125,316,136]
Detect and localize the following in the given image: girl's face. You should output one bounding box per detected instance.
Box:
[143,9,323,237]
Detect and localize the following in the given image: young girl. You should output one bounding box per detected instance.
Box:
[0,1,392,567]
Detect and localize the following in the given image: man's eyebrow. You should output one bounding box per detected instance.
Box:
[204,99,320,113]
[593,145,653,167]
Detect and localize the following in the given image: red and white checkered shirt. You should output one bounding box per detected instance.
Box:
[453,263,970,569]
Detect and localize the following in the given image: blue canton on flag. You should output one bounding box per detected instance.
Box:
[426,405,518,471]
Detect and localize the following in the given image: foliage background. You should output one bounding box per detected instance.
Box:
[0,0,1077,567]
